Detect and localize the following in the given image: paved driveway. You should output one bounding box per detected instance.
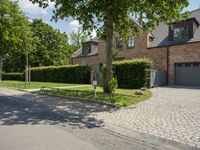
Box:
[92,87,200,148]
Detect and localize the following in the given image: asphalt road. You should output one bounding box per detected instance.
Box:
[0,88,198,150]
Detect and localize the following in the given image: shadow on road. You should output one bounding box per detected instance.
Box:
[0,94,118,129]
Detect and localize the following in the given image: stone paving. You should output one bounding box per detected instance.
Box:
[90,87,200,148]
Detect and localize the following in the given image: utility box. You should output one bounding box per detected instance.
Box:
[150,70,167,87]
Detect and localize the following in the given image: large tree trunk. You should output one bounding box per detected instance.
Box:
[104,0,114,94]
[0,53,3,82]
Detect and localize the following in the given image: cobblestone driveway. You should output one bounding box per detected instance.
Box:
[92,87,200,148]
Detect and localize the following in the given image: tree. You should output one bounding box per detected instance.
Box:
[69,27,89,48]
[31,0,189,93]
[4,19,77,72]
[0,0,31,81]
[30,19,71,66]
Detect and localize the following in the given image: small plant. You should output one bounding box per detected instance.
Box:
[101,65,118,94]
[103,76,118,93]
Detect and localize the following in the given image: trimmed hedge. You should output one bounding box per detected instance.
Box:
[2,73,24,81]
[113,59,152,89]
[102,59,152,89]
[31,65,91,84]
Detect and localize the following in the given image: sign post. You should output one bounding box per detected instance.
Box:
[93,80,97,97]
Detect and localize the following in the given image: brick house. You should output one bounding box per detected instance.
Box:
[71,9,200,86]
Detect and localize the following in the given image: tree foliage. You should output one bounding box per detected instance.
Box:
[30,19,71,66]
[0,0,33,80]
[69,27,89,48]
[31,0,189,37]
[4,19,78,72]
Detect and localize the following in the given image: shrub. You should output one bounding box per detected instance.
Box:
[102,59,152,89]
[2,72,24,81]
[113,59,152,89]
[31,65,91,84]
[101,65,118,93]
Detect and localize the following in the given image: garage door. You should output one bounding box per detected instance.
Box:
[175,62,200,86]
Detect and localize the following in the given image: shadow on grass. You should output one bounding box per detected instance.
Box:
[0,93,118,129]
[42,88,152,107]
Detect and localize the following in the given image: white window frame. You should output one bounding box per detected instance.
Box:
[127,36,135,48]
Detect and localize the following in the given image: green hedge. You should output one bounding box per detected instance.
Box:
[113,59,152,89]
[102,59,152,89]
[2,73,24,81]
[31,65,91,84]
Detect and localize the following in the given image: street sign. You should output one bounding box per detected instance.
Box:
[93,80,98,86]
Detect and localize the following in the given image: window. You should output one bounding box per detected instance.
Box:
[82,44,91,55]
[127,36,135,48]
[193,62,200,67]
[148,36,154,42]
[185,63,191,67]
[173,27,188,40]
[177,63,183,67]
[82,48,91,55]
[116,38,123,49]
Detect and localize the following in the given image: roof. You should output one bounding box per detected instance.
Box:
[71,48,98,58]
[71,37,98,58]
[82,37,99,44]
[148,9,200,48]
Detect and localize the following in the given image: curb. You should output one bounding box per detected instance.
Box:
[37,91,120,108]
[0,86,119,108]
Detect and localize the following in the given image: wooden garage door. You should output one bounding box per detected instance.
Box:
[175,62,200,86]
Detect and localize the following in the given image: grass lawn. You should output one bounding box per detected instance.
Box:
[42,86,152,107]
[0,80,80,89]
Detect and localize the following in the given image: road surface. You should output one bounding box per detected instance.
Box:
[0,88,198,150]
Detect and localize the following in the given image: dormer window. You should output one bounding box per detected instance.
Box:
[173,27,188,40]
[169,18,199,41]
[82,43,91,55]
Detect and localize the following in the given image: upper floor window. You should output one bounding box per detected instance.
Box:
[127,36,134,48]
[116,37,123,49]
[173,27,188,40]
[82,48,91,55]
[82,43,91,55]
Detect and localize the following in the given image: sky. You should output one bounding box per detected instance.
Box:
[18,0,200,37]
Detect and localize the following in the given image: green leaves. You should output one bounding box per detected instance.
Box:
[69,27,90,48]
[30,0,189,39]
[30,19,71,67]
[0,0,32,55]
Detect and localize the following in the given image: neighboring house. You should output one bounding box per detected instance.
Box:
[71,9,200,86]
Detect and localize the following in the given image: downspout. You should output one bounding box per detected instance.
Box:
[166,46,169,85]
[71,57,73,65]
